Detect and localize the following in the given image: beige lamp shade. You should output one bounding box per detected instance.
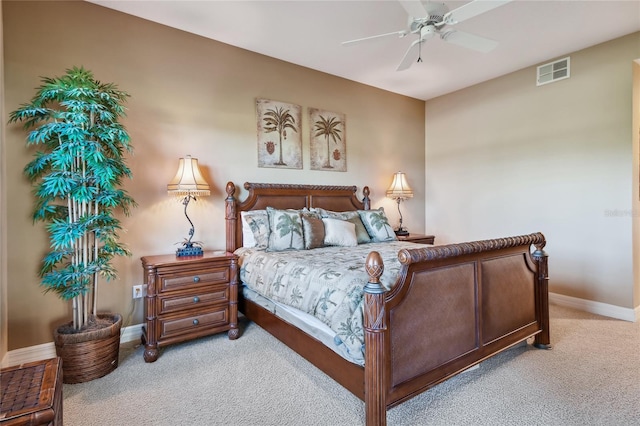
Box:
[386,171,414,200]
[167,156,210,196]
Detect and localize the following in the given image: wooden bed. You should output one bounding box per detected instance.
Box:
[225,181,551,426]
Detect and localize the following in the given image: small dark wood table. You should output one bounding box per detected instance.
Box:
[0,357,63,425]
[396,233,436,244]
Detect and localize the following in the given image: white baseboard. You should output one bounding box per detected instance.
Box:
[1,323,143,368]
[120,322,144,344]
[549,292,639,322]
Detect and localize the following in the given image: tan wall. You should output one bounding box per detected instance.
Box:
[3,1,425,350]
[426,33,640,309]
[1,0,7,361]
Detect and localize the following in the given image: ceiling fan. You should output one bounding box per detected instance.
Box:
[342,0,513,71]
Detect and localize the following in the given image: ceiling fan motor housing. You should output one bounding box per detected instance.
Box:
[409,1,449,32]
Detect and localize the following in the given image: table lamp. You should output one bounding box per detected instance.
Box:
[386,171,413,236]
[167,155,210,256]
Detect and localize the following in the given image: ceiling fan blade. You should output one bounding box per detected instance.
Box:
[443,0,512,25]
[441,29,499,53]
[396,38,422,71]
[398,0,428,18]
[342,30,408,46]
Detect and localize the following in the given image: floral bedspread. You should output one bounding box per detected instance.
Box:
[235,241,421,364]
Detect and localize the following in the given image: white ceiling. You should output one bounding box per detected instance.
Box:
[89,0,640,101]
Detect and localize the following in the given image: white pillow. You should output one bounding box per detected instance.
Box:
[322,218,357,247]
[240,211,256,247]
[241,210,270,249]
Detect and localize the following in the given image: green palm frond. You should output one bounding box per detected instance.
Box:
[9,66,135,331]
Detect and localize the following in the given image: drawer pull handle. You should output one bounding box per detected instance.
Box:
[193,276,200,283]
[193,319,199,326]
[193,296,200,303]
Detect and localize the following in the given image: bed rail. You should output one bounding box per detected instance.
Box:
[363,233,550,426]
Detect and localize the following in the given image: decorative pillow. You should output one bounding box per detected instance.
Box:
[240,212,256,247]
[300,208,322,220]
[322,218,358,247]
[241,210,269,249]
[345,215,371,244]
[302,216,325,250]
[358,208,397,242]
[313,208,371,244]
[266,207,304,252]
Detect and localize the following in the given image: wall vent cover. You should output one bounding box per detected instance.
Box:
[537,57,570,86]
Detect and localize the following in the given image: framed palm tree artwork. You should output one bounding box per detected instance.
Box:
[256,98,302,169]
[309,108,346,172]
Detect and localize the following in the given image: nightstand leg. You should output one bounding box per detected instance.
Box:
[228,328,239,340]
[228,258,239,340]
[144,344,159,362]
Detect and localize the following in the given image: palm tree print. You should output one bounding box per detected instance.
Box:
[290,287,303,306]
[370,211,392,239]
[290,266,308,280]
[271,276,285,293]
[263,106,298,166]
[338,317,362,345]
[318,289,338,313]
[319,269,342,281]
[275,213,302,249]
[314,114,342,168]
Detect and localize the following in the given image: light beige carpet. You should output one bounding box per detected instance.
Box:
[63,304,640,425]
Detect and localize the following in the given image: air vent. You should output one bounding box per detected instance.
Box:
[537,57,570,86]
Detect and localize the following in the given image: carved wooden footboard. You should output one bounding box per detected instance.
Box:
[225,182,550,426]
[363,233,550,425]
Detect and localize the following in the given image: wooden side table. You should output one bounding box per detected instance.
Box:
[397,233,436,245]
[141,251,238,362]
[0,357,63,425]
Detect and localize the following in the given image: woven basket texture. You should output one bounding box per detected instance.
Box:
[54,313,122,384]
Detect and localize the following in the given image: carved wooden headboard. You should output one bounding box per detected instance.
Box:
[224,182,370,253]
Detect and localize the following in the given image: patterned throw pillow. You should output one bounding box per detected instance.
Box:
[358,208,397,242]
[322,218,358,247]
[312,208,371,244]
[300,208,322,220]
[241,210,269,249]
[345,216,371,244]
[302,216,325,249]
[266,207,304,252]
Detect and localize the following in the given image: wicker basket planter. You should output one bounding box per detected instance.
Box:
[53,313,122,384]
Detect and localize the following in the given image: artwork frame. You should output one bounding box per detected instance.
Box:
[256,98,302,169]
[309,108,346,172]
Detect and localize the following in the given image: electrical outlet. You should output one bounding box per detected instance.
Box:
[132,285,145,299]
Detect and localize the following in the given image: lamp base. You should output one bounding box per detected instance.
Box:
[394,228,409,236]
[176,244,204,257]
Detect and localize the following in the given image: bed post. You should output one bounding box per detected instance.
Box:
[225,182,238,253]
[533,239,552,349]
[364,251,387,426]
[362,186,371,210]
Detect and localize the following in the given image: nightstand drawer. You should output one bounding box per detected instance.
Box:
[158,286,229,315]
[161,267,229,292]
[159,307,229,339]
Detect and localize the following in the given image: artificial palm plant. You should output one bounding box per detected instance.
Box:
[9,66,136,333]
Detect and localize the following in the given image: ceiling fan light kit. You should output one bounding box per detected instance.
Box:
[343,0,513,71]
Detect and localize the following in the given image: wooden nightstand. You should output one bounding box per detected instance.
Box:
[140,251,238,362]
[397,233,436,245]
